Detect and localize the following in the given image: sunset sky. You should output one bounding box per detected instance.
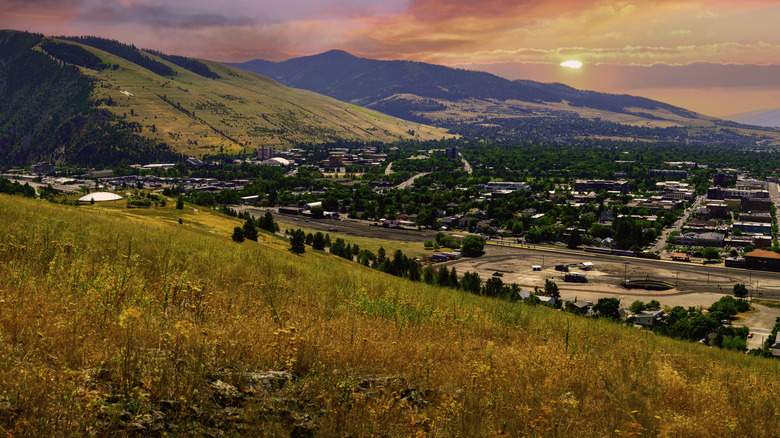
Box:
[2,0,779,117]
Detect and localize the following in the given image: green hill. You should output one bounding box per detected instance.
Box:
[0,31,449,166]
[1,193,779,436]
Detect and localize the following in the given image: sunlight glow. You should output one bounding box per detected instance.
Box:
[560,60,583,69]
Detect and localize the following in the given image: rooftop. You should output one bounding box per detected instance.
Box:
[745,249,780,260]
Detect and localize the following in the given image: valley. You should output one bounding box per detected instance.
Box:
[4,27,780,437]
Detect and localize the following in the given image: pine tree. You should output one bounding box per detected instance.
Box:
[289,229,306,254]
[437,266,450,287]
[449,267,459,289]
[231,226,245,243]
[243,219,258,241]
[312,232,325,250]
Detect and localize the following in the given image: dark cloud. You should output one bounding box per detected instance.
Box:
[78,4,254,29]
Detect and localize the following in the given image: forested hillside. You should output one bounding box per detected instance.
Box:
[0,31,180,165]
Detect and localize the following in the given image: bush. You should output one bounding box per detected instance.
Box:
[733,283,748,298]
[629,300,646,313]
[461,235,486,257]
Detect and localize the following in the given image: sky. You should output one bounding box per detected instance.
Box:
[2,0,780,117]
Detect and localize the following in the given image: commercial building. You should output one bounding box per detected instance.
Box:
[649,169,688,179]
[257,147,275,160]
[732,221,772,235]
[574,179,629,194]
[745,249,780,271]
[707,186,769,200]
[484,181,531,193]
[674,232,725,247]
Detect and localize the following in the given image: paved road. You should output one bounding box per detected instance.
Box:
[649,194,704,253]
[7,178,80,194]
[396,172,429,190]
[459,152,472,175]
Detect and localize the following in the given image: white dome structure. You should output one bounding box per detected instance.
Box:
[261,157,291,166]
[78,192,123,202]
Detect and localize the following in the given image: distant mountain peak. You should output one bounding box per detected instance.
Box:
[318,49,356,58]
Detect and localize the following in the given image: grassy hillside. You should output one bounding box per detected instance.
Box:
[1,194,780,436]
[64,37,450,157]
[0,31,449,166]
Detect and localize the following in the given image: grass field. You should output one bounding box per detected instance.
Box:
[2,194,780,436]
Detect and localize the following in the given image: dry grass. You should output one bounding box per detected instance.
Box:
[1,194,780,436]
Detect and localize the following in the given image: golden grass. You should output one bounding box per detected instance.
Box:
[1,194,780,436]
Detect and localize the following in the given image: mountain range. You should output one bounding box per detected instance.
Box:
[0,31,445,166]
[229,51,780,144]
[229,50,710,126]
[2,29,780,167]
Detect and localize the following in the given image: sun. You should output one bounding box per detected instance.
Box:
[560,60,583,69]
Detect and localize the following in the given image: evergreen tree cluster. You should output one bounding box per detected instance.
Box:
[0,178,36,198]
[144,49,221,79]
[60,36,176,77]
[40,39,107,71]
[230,212,279,243]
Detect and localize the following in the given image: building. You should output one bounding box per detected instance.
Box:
[260,157,291,167]
[741,198,773,212]
[89,169,114,178]
[567,300,592,314]
[736,179,767,190]
[745,249,780,271]
[772,333,780,357]
[327,155,344,167]
[704,202,730,219]
[655,181,694,200]
[484,181,531,193]
[674,232,725,247]
[713,173,734,187]
[632,309,666,327]
[33,162,55,174]
[574,179,629,194]
[732,221,772,235]
[740,211,772,223]
[649,169,688,179]
[445,147,459,159]
[257,147,275,160]
[707,186,769,200]
[185,157,205,168]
